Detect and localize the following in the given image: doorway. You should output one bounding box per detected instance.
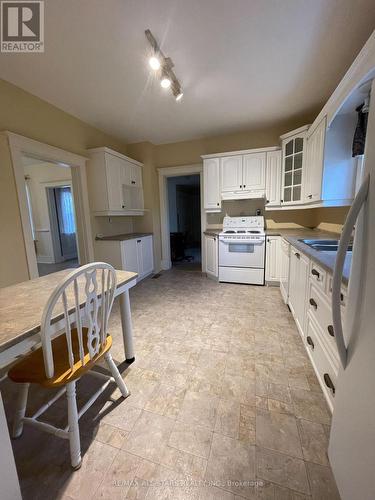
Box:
[167,175,201,270]
[23,156,79,276]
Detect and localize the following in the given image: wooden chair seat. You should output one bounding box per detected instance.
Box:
[8,329,112,388]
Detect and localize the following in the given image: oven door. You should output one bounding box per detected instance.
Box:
[219,238,265,268]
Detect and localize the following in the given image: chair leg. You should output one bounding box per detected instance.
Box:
[12,383,30,438]
[66,381,81,470]
[104,352,130,398]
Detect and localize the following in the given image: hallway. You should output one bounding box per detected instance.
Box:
[1,270,339,499]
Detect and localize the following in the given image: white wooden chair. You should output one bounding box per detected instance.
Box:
[8,262,130,469]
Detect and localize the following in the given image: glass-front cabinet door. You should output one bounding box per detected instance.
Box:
[281,128,308,205]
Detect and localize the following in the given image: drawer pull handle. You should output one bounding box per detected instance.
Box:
[137,240,141,243]
[295,252,300,259]
[311,269,320,279]
[327,325,335,337]
[306,336,315,350]
[324,373,335,395]
[309,298,318,309]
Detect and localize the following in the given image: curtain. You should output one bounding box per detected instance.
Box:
[352,103,369,157]
[59,187,76,234]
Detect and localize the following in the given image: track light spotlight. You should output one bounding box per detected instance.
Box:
[149,56,161,70]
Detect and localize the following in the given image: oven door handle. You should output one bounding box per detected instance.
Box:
[219,239,264,245]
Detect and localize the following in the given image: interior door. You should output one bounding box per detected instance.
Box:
[54,186,78,261]
[242,153,266,192]
[220,155,243,192]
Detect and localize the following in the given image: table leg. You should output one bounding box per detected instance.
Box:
[0,393,22,500]
[119,290,135,363]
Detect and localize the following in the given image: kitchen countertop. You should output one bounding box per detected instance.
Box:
[96,232,153,241]
[266,228,351,285]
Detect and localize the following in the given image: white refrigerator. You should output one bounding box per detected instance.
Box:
[328,80,375,499]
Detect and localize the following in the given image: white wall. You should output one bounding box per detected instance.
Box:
[23,160,72,264]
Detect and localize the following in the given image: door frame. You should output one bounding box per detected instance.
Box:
[158,164,205,270]
[3,131,94,279]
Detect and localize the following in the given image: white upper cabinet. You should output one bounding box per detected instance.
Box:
[203,158,221,211]
[220,155,243,192]
[87,147,145,216]
[242,153,266,193]
[304,117,326,203]
[265,150,281,206]
[280,126,309,206]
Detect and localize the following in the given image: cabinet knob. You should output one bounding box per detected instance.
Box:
[131,180,136,185]
[295,252,300,259]
[217,203,220,206]
[311,268,320,279]
[327,325,335,337]
[122,205,125,209]
[266,199,269,204]
[240,185,242,188]
[281,199,284,203]
[308,194,312,199]
[309,298,318,309]
[137,240,141,243]
[324,373,335,395]
[306,336,315,350]
[243,185,246,188]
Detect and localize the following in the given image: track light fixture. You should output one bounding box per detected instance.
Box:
[145,29,183,101]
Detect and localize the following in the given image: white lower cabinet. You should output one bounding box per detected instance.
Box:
[280,238,290,303]
[265,236,282,283]
[288,246,309,336]
[95,235,154,282]
[204,234,218,279]
[122,236,154,280]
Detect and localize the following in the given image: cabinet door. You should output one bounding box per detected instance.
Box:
[205,235,218,278]
[121,239,139,274]
[136,239,144,277]
[289,247,309,336]
[265,236,282,282]
[141,236,154,277]
[129,164,142,187]
[242,153,266,192]
[304,117,326,203]
[105,154,124,211]
[220,155,243,192]
[265,151,281,206]
[281,134,305,205]
[203,158,221,210]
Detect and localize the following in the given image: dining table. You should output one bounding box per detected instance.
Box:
[0,268,138,499]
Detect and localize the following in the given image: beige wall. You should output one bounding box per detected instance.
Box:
[0,79,129,287]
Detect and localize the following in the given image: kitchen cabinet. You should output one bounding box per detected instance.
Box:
[280,126,309,205]
[220,152,266,199]
[203,158,221,211]
[94,235,154,282]
[220,155,243,193]
[123,236,154,279]
[288,246,309,336]
[280,238,290,304]
[265,150,281,206]
[87,147,145,216]
[304,117,326,203]
[265,236,282,283]
[204,234,218,279]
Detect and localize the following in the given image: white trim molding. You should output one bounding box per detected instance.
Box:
[2,131,94,279]
[158,164,204,271]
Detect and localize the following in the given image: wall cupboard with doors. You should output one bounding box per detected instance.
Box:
[202,148,279,211]
[280,126,309,206]
[94,235,154,282]
[265,150,281,206]
[265,236,282,283]
[203,158,221,212]
[304,117,326,203]
[87,147,145,216]
[204,233,218,279]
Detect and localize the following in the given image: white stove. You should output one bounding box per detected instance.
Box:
[218,216,266,285]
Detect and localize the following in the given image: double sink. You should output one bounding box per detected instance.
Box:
[299,239,353,253]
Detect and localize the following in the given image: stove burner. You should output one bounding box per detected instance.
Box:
[237,230,246,233]
[224,230,235,234]
[248,230,260,234]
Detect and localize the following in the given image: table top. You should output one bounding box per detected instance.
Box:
[0,269,137,353]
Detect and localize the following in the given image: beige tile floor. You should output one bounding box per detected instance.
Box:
[1,269,341,499]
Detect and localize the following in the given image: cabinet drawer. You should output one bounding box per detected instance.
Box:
[309,261,326,293]
[305,315,338,411]
[307,283,338,357]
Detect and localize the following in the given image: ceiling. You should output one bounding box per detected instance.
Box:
[1,0,375,144]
